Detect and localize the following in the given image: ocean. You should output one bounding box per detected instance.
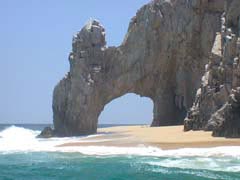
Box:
[0,124,239,180]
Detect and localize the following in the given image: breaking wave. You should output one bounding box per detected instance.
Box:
[0,126,240,173]
[0,126,240,157]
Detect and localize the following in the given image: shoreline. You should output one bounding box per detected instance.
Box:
[58,125,240,150]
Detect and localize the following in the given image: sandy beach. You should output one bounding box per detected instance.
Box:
[58,125,240,150]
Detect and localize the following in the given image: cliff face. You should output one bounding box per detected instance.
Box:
[52,0,223,136]
[184,0,240,137]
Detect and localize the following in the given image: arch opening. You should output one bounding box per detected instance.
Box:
[98,93,153,125]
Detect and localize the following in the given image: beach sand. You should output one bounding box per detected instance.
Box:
[58,125,240,150]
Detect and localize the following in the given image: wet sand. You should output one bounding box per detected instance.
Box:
[58,125,240,150]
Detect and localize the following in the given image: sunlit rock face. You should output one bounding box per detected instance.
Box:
[52,0,223,136]
[184,0,240,137]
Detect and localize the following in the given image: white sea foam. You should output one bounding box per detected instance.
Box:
[0,126,240,172]
[0,126,240,159]
[0,126,103,153]
[58,146,240,159]
[144,157,240,173]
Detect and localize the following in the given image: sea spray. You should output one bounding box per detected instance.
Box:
[0,126,240,180]
[0,126,240,158]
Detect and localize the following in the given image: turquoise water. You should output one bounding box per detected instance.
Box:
[0,152,240,180]
[0,125,239,180]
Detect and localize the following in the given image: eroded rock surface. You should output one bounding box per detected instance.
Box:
[184,0,240,137]
[53,0,223,136]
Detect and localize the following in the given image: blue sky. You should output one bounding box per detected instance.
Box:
[0,0,153,124]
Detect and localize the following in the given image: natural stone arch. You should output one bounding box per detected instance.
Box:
[98,93,153,125]
[53,0,222,136]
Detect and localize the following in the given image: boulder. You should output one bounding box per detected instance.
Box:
[37,127,55,138]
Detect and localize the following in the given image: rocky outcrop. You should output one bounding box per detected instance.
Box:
[211,88,240,137]
[37,127,55,138]
[184,0,240,137]
[52,0,223,136]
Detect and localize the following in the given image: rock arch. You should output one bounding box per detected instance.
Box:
[53,0,223,136]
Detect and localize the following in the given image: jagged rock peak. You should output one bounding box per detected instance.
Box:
[72,19,106,50]
[184,0,240,137]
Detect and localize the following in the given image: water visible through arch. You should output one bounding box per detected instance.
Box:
[98,93,153,125]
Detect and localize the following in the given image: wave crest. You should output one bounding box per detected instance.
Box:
[0,126,240,159]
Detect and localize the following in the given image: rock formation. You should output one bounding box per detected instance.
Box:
[52,0,224,136]
[184,0,240,137]
[37,127,55,138]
